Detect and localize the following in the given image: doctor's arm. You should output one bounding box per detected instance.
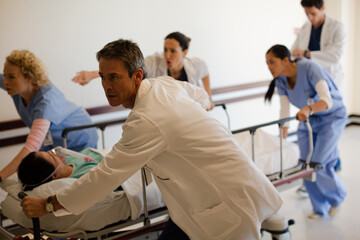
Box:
[201,75,214,110]
[309,24,346,64]
[301,24,345,64]
[21,116,166,218]
[296,80,332,121]
[72,70,99,86]
[178,81,211,110]
[0,119,50,180]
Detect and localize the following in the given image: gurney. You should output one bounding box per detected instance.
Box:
[0,113,319,240]
[0,118,169,240]
[230,116,321,240]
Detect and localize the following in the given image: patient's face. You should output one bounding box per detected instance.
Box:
[266,52,285,78]
[99,58,141,109]
[36,152,66,179]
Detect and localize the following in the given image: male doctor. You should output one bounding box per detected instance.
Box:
[21,39,282,240]
[291,0,346,94]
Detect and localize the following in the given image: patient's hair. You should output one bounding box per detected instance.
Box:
[96,39,147,79]
[18,152,55,191]
[165,32,191,51]
[6,49,49,87]
[301,0,324,9]
[264,45,293,102]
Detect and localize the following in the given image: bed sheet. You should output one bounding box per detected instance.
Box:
[0,170,165,232]
[233,129,300,175]
[1,177,131,232]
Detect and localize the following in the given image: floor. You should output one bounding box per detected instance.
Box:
[263,125,360,240]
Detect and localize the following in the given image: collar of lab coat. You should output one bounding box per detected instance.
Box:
[134,79,151,107]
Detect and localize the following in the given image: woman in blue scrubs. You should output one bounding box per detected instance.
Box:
[264,44,347,218]
[0,50,98,181]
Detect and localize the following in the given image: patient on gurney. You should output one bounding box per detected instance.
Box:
[1,148,164,232]
[17,148,105,191]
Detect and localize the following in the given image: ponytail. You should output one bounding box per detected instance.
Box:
[264,77,278,102]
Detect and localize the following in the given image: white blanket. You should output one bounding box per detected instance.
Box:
[233,129,299,175]
[0,170,165,232]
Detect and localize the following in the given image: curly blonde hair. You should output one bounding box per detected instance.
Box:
[6,50,49,86]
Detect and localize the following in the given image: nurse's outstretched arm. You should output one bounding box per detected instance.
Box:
[0,147,30,180]
[296,100,328,121]
[72,70,99,86]
[296,80,332,121]
[0,119,50,180]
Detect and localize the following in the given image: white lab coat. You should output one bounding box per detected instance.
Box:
[56,77,282,240]
[291,16,346,94]
[145,52,209,88]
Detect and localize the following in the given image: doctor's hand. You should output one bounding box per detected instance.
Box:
[72,70,99,86]
[291,48,305,59]
[296,106,311,122]
[21,196,48,218]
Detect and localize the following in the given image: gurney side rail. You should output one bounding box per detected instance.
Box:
[230,116,318,187]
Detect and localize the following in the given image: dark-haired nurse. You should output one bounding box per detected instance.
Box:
[264,44,347,219]
[72,32,214,110]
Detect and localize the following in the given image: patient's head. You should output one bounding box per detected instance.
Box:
[18,151,70,191]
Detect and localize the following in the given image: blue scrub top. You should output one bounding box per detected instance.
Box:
[276,59,346,128]
[0,74,98,151]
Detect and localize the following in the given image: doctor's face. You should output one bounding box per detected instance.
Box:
[3,61,32,97]
[99,58,142,109]
[303,6,325,28]
[266,52,286,78]
[164,38,187,71]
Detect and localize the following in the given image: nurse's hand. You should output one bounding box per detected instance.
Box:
[21,196,48,218]
[296,106,311,122]
[72,70,99,86]
[282,127,288,139]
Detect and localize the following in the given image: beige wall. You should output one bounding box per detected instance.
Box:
[0,0,306,122]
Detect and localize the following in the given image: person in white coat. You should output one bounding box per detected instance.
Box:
[291,0,345,174]
[72,32,214,110]
[291,0,346,94]
[21,39,282,240]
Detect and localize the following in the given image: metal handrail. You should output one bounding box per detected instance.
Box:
[62,118,127,149]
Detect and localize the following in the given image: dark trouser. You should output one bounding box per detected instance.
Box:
[158,217,190,240]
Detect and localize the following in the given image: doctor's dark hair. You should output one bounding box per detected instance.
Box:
[165,32,191,51]
[264,44,292,102]
[301,0,324,9]
[18,152,55,191]
[96,39,147,79]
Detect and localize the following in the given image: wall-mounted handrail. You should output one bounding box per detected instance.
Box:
[62,118,127,149]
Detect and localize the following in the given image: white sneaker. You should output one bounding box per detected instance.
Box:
[329,206,341,217]
[296,185,309,198]
[308,212,322,219]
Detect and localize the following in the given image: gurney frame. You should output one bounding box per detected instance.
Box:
[4,111,319,240]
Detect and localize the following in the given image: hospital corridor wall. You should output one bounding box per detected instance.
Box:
[0,1,359,173]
